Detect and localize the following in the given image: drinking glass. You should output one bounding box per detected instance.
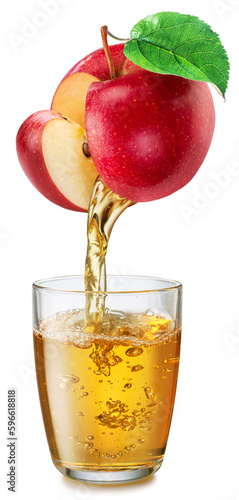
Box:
[33,275,182,484]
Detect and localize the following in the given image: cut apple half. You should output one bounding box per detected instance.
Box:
[16,110,98,212]
[42,117,98,210]
[51,73,99,127]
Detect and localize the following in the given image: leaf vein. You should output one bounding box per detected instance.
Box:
[184,50,226,61]
[171,53,202,79]
[137,40,227,81]
[171,39,222,54]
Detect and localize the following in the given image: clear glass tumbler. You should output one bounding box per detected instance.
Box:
[33,275,182,484]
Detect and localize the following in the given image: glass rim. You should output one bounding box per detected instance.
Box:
[32,275,182,295]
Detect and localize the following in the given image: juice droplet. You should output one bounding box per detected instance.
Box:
[132,410,141,416]
[163,368,172,373]
[124,444,136,454]
[78,412,84,417]
[122,416,136,431]
[59,374,79,384]
[125,347,143,357]
[58,373,79,391]
[131,365,144,372]
[83,392,89,397]
[106,401,117,409]
[164,357,179,364]
[77,441,93,449]
[145,310,154,316]
[87,435,94,440]
[138,438,146,444]
[80,386,85,390]
[124,383,132,389]
[139,419,151,429]
[144,387,157,403]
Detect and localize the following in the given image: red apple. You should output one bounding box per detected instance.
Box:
[16,110,98,212]
[85,66,215,202]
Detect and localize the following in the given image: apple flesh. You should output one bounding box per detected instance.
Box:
[16,110,98,211]
[85,68,215,202]
[51,73,99,129]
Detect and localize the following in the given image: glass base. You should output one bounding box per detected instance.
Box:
[53,460,163,484]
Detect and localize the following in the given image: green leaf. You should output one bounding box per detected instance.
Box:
[124,12,230,97]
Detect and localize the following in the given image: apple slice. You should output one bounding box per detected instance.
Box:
[51,73,99,127]
[16,110,98,212]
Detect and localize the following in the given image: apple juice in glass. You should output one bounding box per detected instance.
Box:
[16,11,229,484]
[33,275,182,483]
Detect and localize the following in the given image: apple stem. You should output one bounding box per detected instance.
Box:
[101,26,116,79]
[107,31,130,42]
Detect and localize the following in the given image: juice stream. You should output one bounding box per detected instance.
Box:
[84,175,135,323]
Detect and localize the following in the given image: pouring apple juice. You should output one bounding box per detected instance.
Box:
[33,169,182,477]
[17,12,229,483]
[84,175,134,323]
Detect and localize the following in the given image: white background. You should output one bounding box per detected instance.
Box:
[1,0,239,498]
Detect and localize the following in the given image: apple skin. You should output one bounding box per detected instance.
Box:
[85,68,215,202]
[16,110,88,212]
[56,43,127,83]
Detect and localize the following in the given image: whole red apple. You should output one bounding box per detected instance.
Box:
[85,66,215,202]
